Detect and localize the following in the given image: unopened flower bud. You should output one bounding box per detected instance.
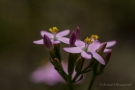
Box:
[43,34,54,51]
[69,31,76,47]
[75,26,80,40]
[104,51,111,64]
[94,51,112,76]
[53,58,61,69]
[96,42,107,54]
[75,57,84,73]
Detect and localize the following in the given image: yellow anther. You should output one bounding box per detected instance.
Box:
[84,37,93,44]
[91,35,99,40]
[49,27,59,33]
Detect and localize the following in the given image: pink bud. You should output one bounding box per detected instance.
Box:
[69,31,76,47]
[104,51,111,64]
[75,26,81,40]
[43,34,54,51]
[97,42,107,54]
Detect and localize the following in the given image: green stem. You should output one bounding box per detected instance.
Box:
[88,72,96,90]
[67,74,74,90]
[72,73,80,83]
[81,58,94,73]
[57,70,67,82]
[67,82,73,90]
[68,53,75,77]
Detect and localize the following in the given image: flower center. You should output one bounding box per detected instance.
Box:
[49,27,59,40]
[84,37,93,51]
[83,35,99,51]
[49,27,59,34]
[84,37,93,44]
[91,35,99,41]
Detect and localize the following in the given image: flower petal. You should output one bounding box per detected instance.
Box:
[91,51,105,65]
[63,47,82,53]
[58,37,69,44]
[89,41,101,51]
[30,62,63,86]
[56,29,70,37]
[52,40,60,44]
[40,30,53,37]
[75,40,85,46]
[104,49,112,52]
[81,51,91,59]
[33,39,43,44]
[106,41,116,47]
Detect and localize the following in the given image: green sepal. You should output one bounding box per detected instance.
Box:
[92,51,112,76]
[75,57,84,73]
[54,44,61,61]
[49,44,61,61]
[49,57,68,82]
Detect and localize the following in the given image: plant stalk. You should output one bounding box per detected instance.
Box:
[88,72,96,90]
[67,82,73,90]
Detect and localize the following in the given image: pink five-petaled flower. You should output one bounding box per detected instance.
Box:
[64,35,108,65]
[64,35,116,65]
[33,27,70,44]
[76,40,116,53]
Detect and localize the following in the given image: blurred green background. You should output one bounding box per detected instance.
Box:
[0,0,135,90]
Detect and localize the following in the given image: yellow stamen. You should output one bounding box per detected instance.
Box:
[49,27,59,33]
[91,35,99,40]
[84,37,93,44]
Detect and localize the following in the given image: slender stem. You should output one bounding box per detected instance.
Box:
[88,72,96,90]
[81,66,92,73]
[72,73,80,83]
[81,58,94,73]
[67,75,73,90]
[67,82,73,90]
[57,70,67,81]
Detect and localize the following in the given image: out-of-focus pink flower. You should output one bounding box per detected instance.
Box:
[30,62,64,86]
[30,61,82,86]
[33,27,70,44]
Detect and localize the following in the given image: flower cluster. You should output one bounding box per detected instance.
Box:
[31,26,116,89]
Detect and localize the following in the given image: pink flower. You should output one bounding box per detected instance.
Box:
[64,41,105,65]
[33,27,70,44]
[30,62,64,86]
[64,36,116,65]
[75,40,116,52]
[30,62,82,86]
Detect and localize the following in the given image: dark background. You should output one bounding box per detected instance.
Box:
[0,0,135,90]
